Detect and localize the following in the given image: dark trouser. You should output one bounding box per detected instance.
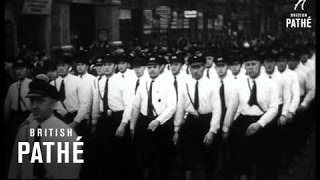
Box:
[134,114,174,180]
[94,111,133,180]
[214,110,232,180]
[6,110,30,178]
[178,113,214,180]
[229,114,267,178]
[261,105,283,180]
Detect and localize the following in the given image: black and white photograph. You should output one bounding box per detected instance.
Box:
[3,0,316,179]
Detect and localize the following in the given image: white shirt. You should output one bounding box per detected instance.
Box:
[8,115,81,179]
[211,75,237,109]
[78,72,96,120]
[116,69,136,87]
[205,65,219,81]
[131,75,177,128]
[223,74,279,132]
[174,76,221,133]
[264,70,291,116]
[91,74,132,125]
[51,74,91,123]
[293,66,314,107]
[4,78,32,117]
[278,68,301,114]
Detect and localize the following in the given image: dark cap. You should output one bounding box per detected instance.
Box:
[131,56,146,67]
[214,48,228,65]
[169,54,184,64]
[243,45,261,62]
[12,58,28,69]
[104,54,117,64]
[188,55,205,66]
[76,50,91,65]
[26,76,59,100]
[43,60,57,72]
[146,55,162,65]
[55,53,73,65]
[228,49,242,65]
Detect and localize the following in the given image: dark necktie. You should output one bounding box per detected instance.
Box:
[17,82,22,112]
[103,78,109,111]
[33,124,46,178]
[248,80,258,106]
[234,76,237,79]
[147,80,154,118]
[59,79,66,102]
[194,80,199,110]
[135,79,140,94]
[220,80,226,114]
[207,68,210,78]
[269,75,272,79]
[174,76,178,102]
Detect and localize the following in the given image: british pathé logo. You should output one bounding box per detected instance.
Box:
[285,0,312,28]
[294,0,307,10]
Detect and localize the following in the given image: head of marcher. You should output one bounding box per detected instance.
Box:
[244,48,262,79]
[146,54,162,79]
[228,49,243,76]
[103,54,117,77]
[12,57,29,81]
[287,46,299,70]
[169,54,184,76]
[43,60,58,81]
[189,55,206,80]
[262,46,278,75]
[55,53,73,78]
[204,48,215,68]
[131,55,146,78]
[297,44,309,64]
[93,55,106,77]
[76,50,90,76]
[277,46,288,73]
[114,49,130,73]
[214,49,229,78]
[27,74,59,123]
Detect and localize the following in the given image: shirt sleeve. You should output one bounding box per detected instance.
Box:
[281,77,291,116]
[222,84,240,133]
[120,83,135,124]
[74,78,91,123]
[257,81,279,127]
[130,86,143,131]
[91,79,101,125]
[301,72,315,107]
[289,73,301,114]
[209,86,222,133]
[174,87,186,132]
